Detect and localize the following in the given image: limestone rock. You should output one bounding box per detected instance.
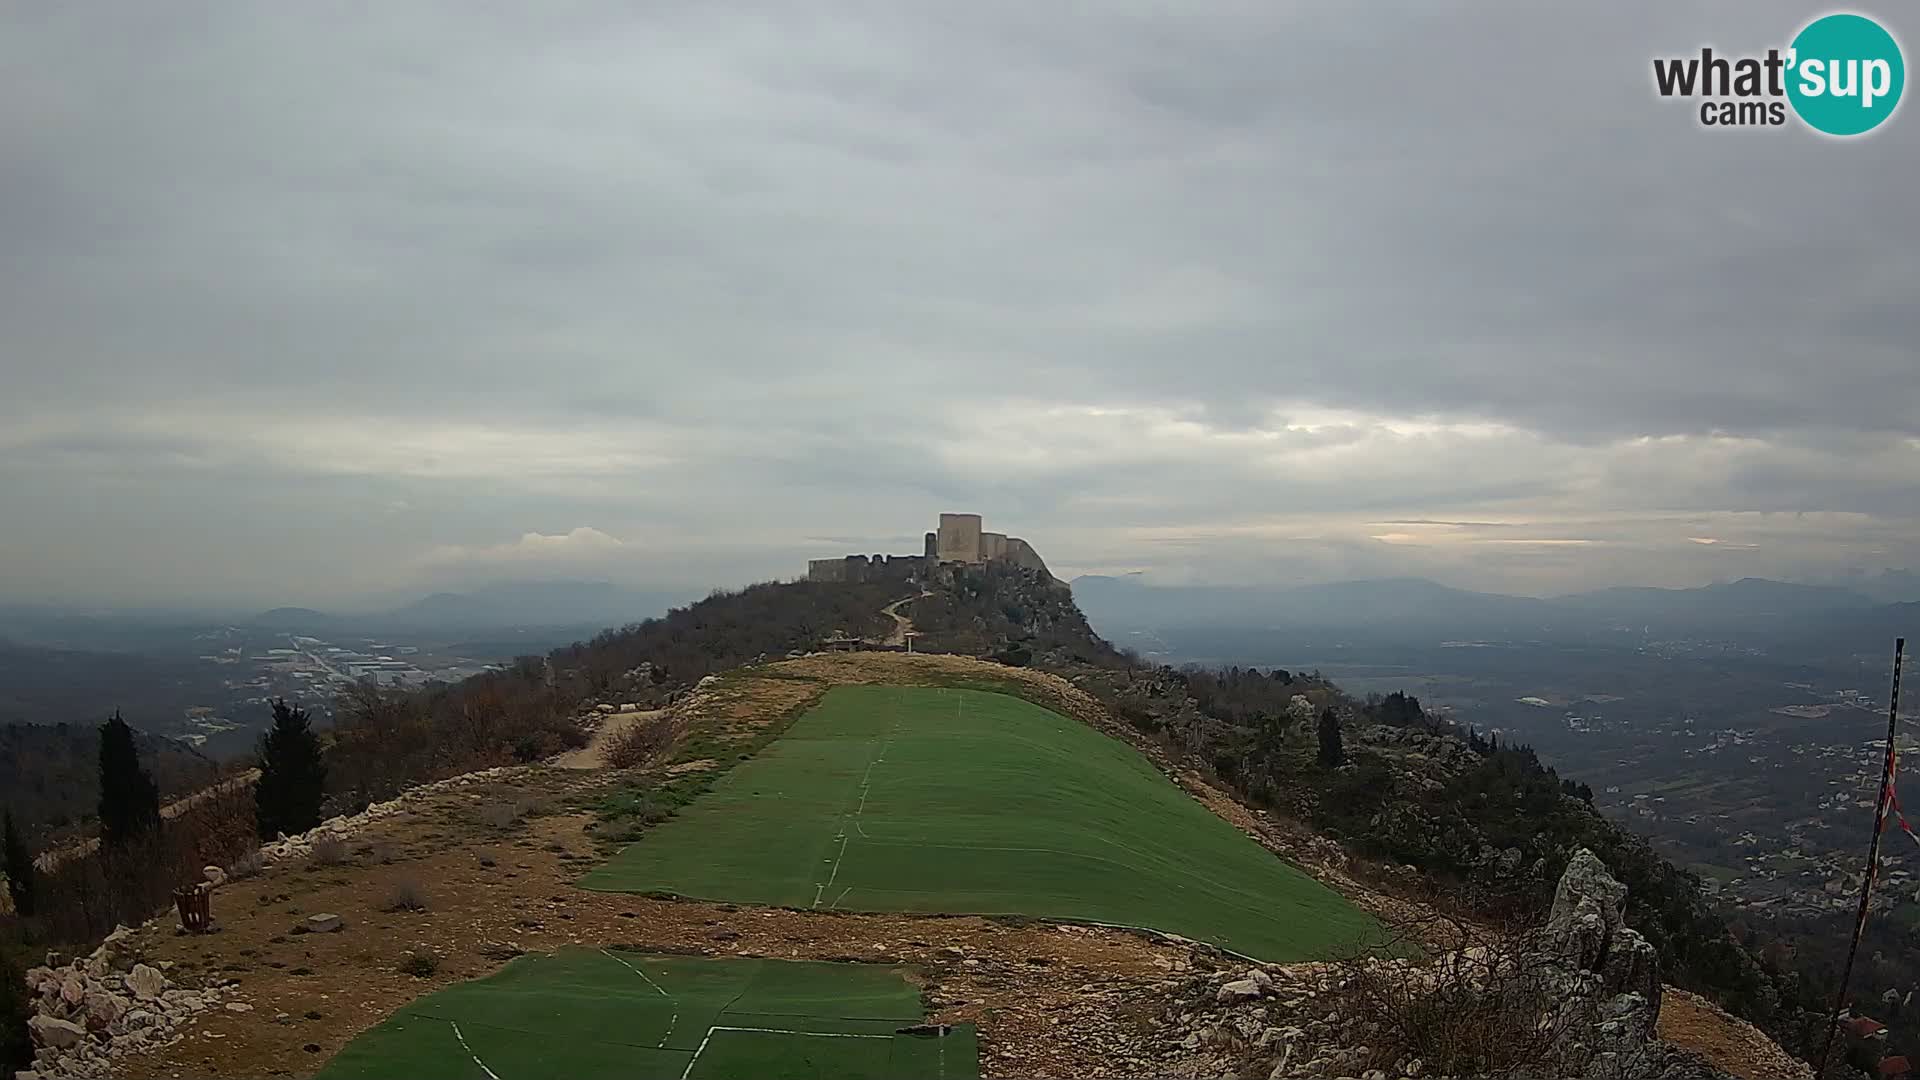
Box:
[306,913,344,933]
[83,991,125,1029]
[125,964,165,1001]
[1215,978,1265,1004]
[28,1016,87,1050]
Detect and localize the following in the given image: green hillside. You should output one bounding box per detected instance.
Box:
[582,685,1378,961]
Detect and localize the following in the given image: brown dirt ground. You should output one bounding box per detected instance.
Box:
[1658,987,1814,1080]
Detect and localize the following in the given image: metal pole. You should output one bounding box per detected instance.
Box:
[1820,637,1905,1074]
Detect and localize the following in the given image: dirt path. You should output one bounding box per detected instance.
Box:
[552,707,667,769]
[879,591,930,647]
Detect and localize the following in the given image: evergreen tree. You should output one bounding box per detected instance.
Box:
[1316,707,1345,768]
[1,808,33,917]
[0,943,31,1080]
[255,699,327,839]
[97,711,160,846]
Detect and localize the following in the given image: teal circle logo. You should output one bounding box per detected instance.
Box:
[1787,13,1904,135]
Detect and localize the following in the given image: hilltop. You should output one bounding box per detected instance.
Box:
[5,559,1829,1079]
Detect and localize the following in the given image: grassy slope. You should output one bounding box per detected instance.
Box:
[314,949,974,1080]
[583,685,1378,962]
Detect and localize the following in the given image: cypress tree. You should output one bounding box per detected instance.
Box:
[1,808,33,917]
[1316,707,1346,768]
[98,711,161,846]
[255,699,327,839]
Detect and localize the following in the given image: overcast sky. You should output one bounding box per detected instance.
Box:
[3,2,1916,611]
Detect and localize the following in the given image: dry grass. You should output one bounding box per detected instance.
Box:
[309,836,348,867]
[604,714,686,770]
[226,849,265,881]
[381,879,428,913]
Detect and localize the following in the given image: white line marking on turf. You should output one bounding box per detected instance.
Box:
[601,949,678,1047]
[448,1020,503,1080]
[601,949,672,998]
[679,1025,895,1080]
[830,884,853,909]
[818,833,851,902]
[814,718,897,908]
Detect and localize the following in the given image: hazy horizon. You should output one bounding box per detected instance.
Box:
[3,564,1915,622]
[5,3,1917,610]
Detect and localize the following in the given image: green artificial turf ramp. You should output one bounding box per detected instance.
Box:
[313,949,974,1080]
[582,685,1379,961]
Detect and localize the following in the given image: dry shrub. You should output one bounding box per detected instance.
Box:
[226,849,265,881]
[604,715,685,770]
[1330,911,1591,1079]
[29,786,258,947]
[476,803,518,830]
[309,835,348,867]
[398,949,439,977]
[382,879,428,913]
[328,674,589,807]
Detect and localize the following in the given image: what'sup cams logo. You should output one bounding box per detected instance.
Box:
[1653,12,1904,135]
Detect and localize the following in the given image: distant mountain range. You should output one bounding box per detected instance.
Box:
[250,581,696,633]
[1069,574,1915,658]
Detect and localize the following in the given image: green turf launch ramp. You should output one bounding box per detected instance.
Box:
[582,685,1378,961]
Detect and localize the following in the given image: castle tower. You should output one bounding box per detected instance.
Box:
[936,513,983,563]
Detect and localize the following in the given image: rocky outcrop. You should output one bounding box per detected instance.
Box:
[20,925,232,1079]
[1153,850,1747,1080]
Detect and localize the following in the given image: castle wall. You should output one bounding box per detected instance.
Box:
[1003,537,1051,578]
[980,532,1008,561]
[809,554,929,583]
[808,558,853,582]
[937,512,983,563]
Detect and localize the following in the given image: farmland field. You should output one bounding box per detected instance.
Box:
[313,949,975,1080]
[582,685,1377,961]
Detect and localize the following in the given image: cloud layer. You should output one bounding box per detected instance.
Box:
[2,2,1916,609]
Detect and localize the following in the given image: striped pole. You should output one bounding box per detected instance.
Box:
[1820,637,1905,1074]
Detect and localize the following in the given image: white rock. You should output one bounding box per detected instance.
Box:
[28,1016,87,1049]
[224,1002,252,1013]
[84,991,125,1026]
[1215,978,1265,1004]
[125,964,165,1000]
[307,913,344,933]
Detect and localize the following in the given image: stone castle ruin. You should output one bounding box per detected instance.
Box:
[807,513,1050,583]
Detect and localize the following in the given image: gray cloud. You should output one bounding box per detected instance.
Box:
[2,1,1917,609]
